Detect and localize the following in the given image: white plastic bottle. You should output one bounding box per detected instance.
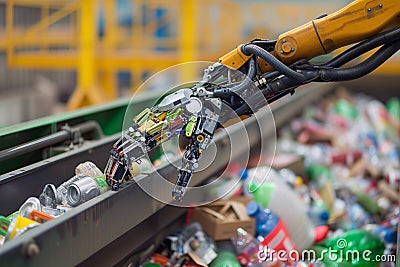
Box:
[246,167,315,251]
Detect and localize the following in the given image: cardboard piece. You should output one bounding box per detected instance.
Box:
[230,195,253,206]
[186,252,208,267]
[192,200,255,241]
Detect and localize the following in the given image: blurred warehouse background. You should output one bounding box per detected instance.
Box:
[0,0,399,127]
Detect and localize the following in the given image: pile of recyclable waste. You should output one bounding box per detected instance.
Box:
[1,91,398,267]
[140,92,399,267]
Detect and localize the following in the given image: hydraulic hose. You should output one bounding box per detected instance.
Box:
[213,56,257,98]
[260,69,319,96]
[246,56,257,79]
[324,26,400,68]
[319,40,400,82]
[241,44,306,82]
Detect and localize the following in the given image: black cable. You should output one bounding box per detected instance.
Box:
[318,40,400,81]
[324,26,400,68]
[213,56,257,98]
[246,55,257,79]
[260,40,400,94]
[241,43,306,82]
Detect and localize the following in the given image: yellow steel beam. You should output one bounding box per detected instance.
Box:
[0,31,77,49]
[68,0,104,110]
[101,0,118,99]
[6,0,14,66]
[9,2,78,46]
[9,52,78,68]
[6,50,219,69]
[78,0,96,91]
[103,0,116,50]
[99,69,117,99]
[10,0,73,8]
[132,0,144,50]
[180,0,196,83]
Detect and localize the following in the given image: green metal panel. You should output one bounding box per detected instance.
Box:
[0,92,161,175]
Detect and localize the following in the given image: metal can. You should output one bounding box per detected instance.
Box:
[18,197,41,218]
[6,215,39,240]
[67,176,100,207]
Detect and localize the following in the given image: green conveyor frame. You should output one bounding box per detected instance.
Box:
[0,92,164,175]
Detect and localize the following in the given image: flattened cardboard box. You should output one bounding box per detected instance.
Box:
[192,200,255,241]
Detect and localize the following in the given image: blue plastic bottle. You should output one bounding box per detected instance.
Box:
[246,201,280,238]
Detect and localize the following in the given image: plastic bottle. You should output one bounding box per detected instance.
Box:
[75,161,109,193]
[308,204,329,227]
[247,201,279,238]
[364,224,397,244]
[131,158,153,177]
[347,202,371,230]
[246,201,296,264]
[387,97,400,121]
[333,99,359,120]
[343,179,379,215]
[247,167,314,251]
[278,169,310,205]
[232,228,260,266]
[75,161,104,178]
[366,100,393,139]
[307,190,330,228]
[312,229,385,267]
[304,164,335,212]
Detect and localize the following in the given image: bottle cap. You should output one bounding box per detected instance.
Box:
[246,201,260,217]
[314,225,329,243]
[294,176,304,187]
[237,255,249,266]
[247,182,257,193]
[247,183,275,208]
[319,210,329,221]
[375,227,397,243]
[239,169,248,180]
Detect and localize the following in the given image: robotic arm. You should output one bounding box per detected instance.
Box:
[105,0,400,201]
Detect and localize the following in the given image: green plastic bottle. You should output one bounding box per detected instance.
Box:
[387,97,400,120]
[334,99,359,120]
[312,230,385,267]
[305,164,335,211]
[246,167,315,251]
[210,250,241,267]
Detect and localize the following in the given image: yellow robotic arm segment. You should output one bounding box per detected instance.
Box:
[276,0,400,66]
[219,45,252,69]
[220,0,400,71]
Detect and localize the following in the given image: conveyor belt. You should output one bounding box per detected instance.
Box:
[0,84,333,266]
